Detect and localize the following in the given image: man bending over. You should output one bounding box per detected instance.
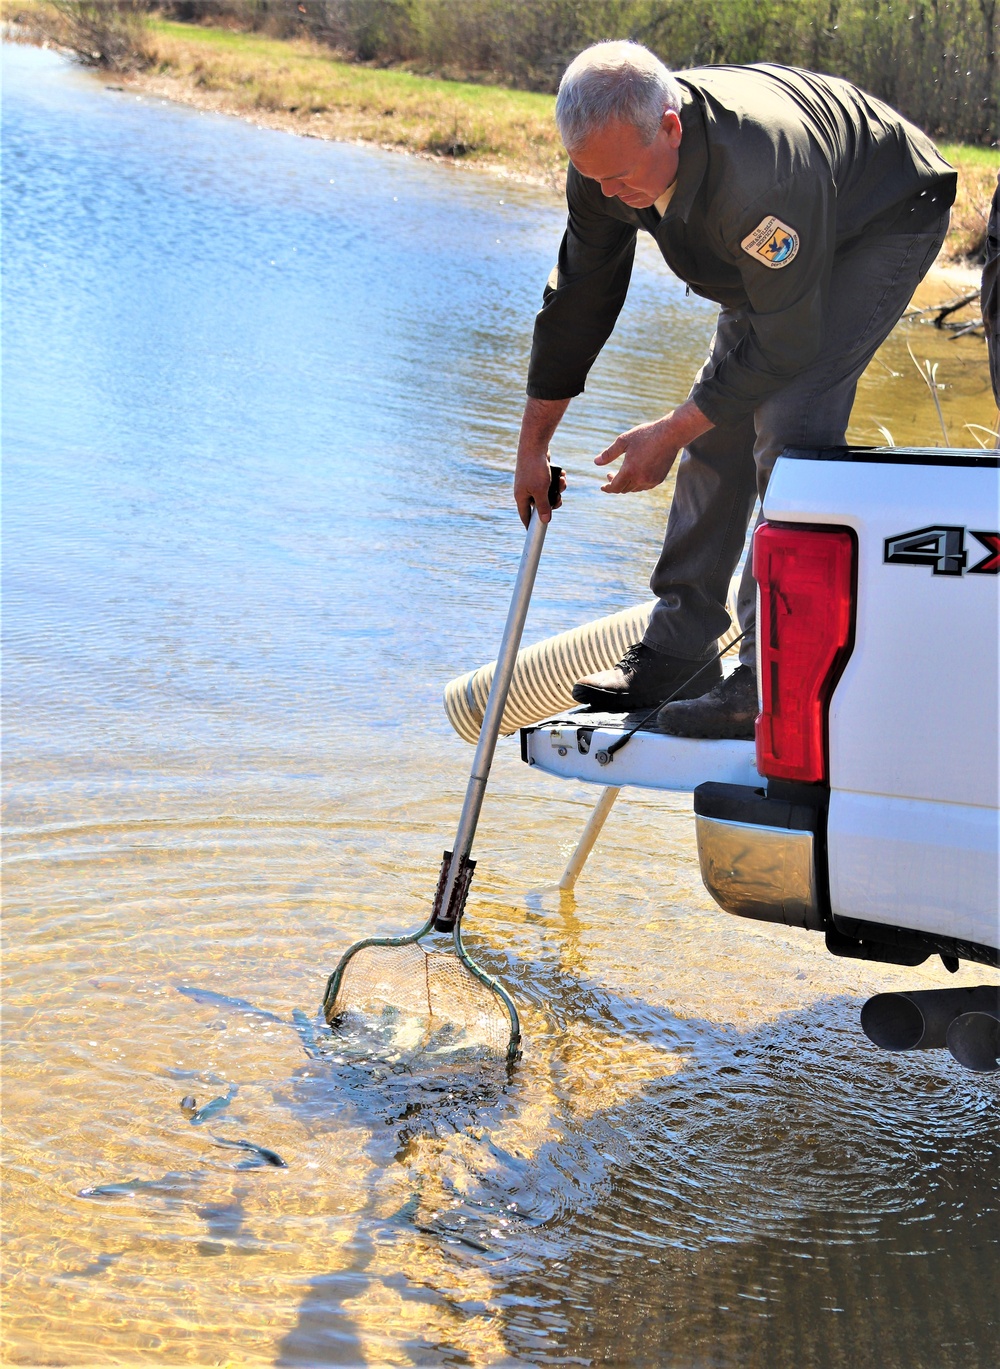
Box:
[514,42,955,738]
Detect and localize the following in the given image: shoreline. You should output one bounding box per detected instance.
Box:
[108,62,987,295]
[121,64,562,189]
[3,20,987,293]
[109,67,985,293]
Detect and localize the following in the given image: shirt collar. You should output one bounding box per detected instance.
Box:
[653,180,677,216]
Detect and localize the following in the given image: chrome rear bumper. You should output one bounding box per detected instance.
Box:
[693,783,825,932]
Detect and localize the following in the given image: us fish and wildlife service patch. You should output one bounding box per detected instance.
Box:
[741,216,800,268]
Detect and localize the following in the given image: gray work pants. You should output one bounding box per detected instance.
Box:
[644,213,950,668]
[983,176,999,409]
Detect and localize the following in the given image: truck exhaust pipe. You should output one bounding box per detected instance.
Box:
[861,986,1000,1057]
[946,1008,1000,1073]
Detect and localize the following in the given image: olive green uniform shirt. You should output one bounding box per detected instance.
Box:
[527,64,956,428]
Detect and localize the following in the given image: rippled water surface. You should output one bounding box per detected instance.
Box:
[4,41,998,1368]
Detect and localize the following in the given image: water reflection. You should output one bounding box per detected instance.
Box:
[3,38,997,1369]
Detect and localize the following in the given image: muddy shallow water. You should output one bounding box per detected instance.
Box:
[3,41,998,1368]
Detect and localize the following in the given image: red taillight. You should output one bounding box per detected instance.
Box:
[754,522,855,784]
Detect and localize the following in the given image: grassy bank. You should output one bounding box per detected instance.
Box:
[140,20,567,181]
[9,11,996,260]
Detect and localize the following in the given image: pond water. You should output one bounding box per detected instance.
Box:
[3,40,998,1369]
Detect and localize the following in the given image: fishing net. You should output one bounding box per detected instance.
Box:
[325,940,516,1061]
[321,472,562,1072]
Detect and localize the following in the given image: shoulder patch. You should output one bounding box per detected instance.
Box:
[741,216,799,269]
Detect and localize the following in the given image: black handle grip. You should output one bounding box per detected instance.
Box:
[547,465,563,512]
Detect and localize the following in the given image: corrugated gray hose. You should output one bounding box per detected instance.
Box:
[444,599,742,743]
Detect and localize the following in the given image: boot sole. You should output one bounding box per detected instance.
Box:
[571,668,723,712]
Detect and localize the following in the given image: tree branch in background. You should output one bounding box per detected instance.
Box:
[906,291,985,337]
[48,1,151,71]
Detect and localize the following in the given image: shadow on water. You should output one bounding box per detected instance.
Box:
[499,1053,1000,1368]
[280,1019,516,1154]
[287,998,998,1367]
[148,956,999,1369]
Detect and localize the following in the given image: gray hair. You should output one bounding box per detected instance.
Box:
[555,41,682,152]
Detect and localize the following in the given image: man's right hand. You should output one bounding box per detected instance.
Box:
[514,396,571,527]
[514,450,567,527]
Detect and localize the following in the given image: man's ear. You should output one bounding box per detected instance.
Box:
[661,109,683,148]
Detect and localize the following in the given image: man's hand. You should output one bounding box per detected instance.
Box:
[514,396,571,526]
[596,400,714,493]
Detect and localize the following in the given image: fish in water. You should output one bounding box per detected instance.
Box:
[165,1067,227,1085]
[209,1136,287,1169]
[79,1171,205,1200]
[177,987,329,1061]
[189,1084,238,1126]
[62,1251,124,1278]
[292,1006,330,1058]
[176,985,286,1025]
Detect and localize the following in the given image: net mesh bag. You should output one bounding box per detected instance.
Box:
[327,942,513,1059]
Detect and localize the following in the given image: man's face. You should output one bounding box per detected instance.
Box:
[568,111,682,209]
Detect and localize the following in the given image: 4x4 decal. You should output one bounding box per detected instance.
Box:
[970,531,1000,574]
[884,526,1000,576]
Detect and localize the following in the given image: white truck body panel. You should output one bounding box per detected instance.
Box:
[762,458,999,808]
[763,453,999,949]
[827,791,999,946]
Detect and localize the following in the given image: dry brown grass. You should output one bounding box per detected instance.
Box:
[138,20,566,185]
[938,145,998,263]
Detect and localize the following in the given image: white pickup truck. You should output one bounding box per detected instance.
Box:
[521,444,1000,1065]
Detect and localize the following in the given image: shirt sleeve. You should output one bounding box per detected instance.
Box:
[690,173,836,427]
[526,166,638,401]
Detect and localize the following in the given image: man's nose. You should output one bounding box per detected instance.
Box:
[600,179,624,197]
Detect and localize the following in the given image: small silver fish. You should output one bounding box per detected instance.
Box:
[209,1136,287,1168]
[189,1084,238,1126]
[176,985,285,1025]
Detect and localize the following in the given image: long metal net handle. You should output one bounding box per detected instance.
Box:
[433,467,562,933]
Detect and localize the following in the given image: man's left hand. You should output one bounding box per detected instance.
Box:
[595,400,714,493]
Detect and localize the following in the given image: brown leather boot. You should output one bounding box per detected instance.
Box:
[655,664,758,739]
[572,642,723,712]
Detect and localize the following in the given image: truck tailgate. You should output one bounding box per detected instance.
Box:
[522,712,761,792]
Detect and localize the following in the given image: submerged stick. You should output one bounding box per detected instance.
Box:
[558,786,621,891]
